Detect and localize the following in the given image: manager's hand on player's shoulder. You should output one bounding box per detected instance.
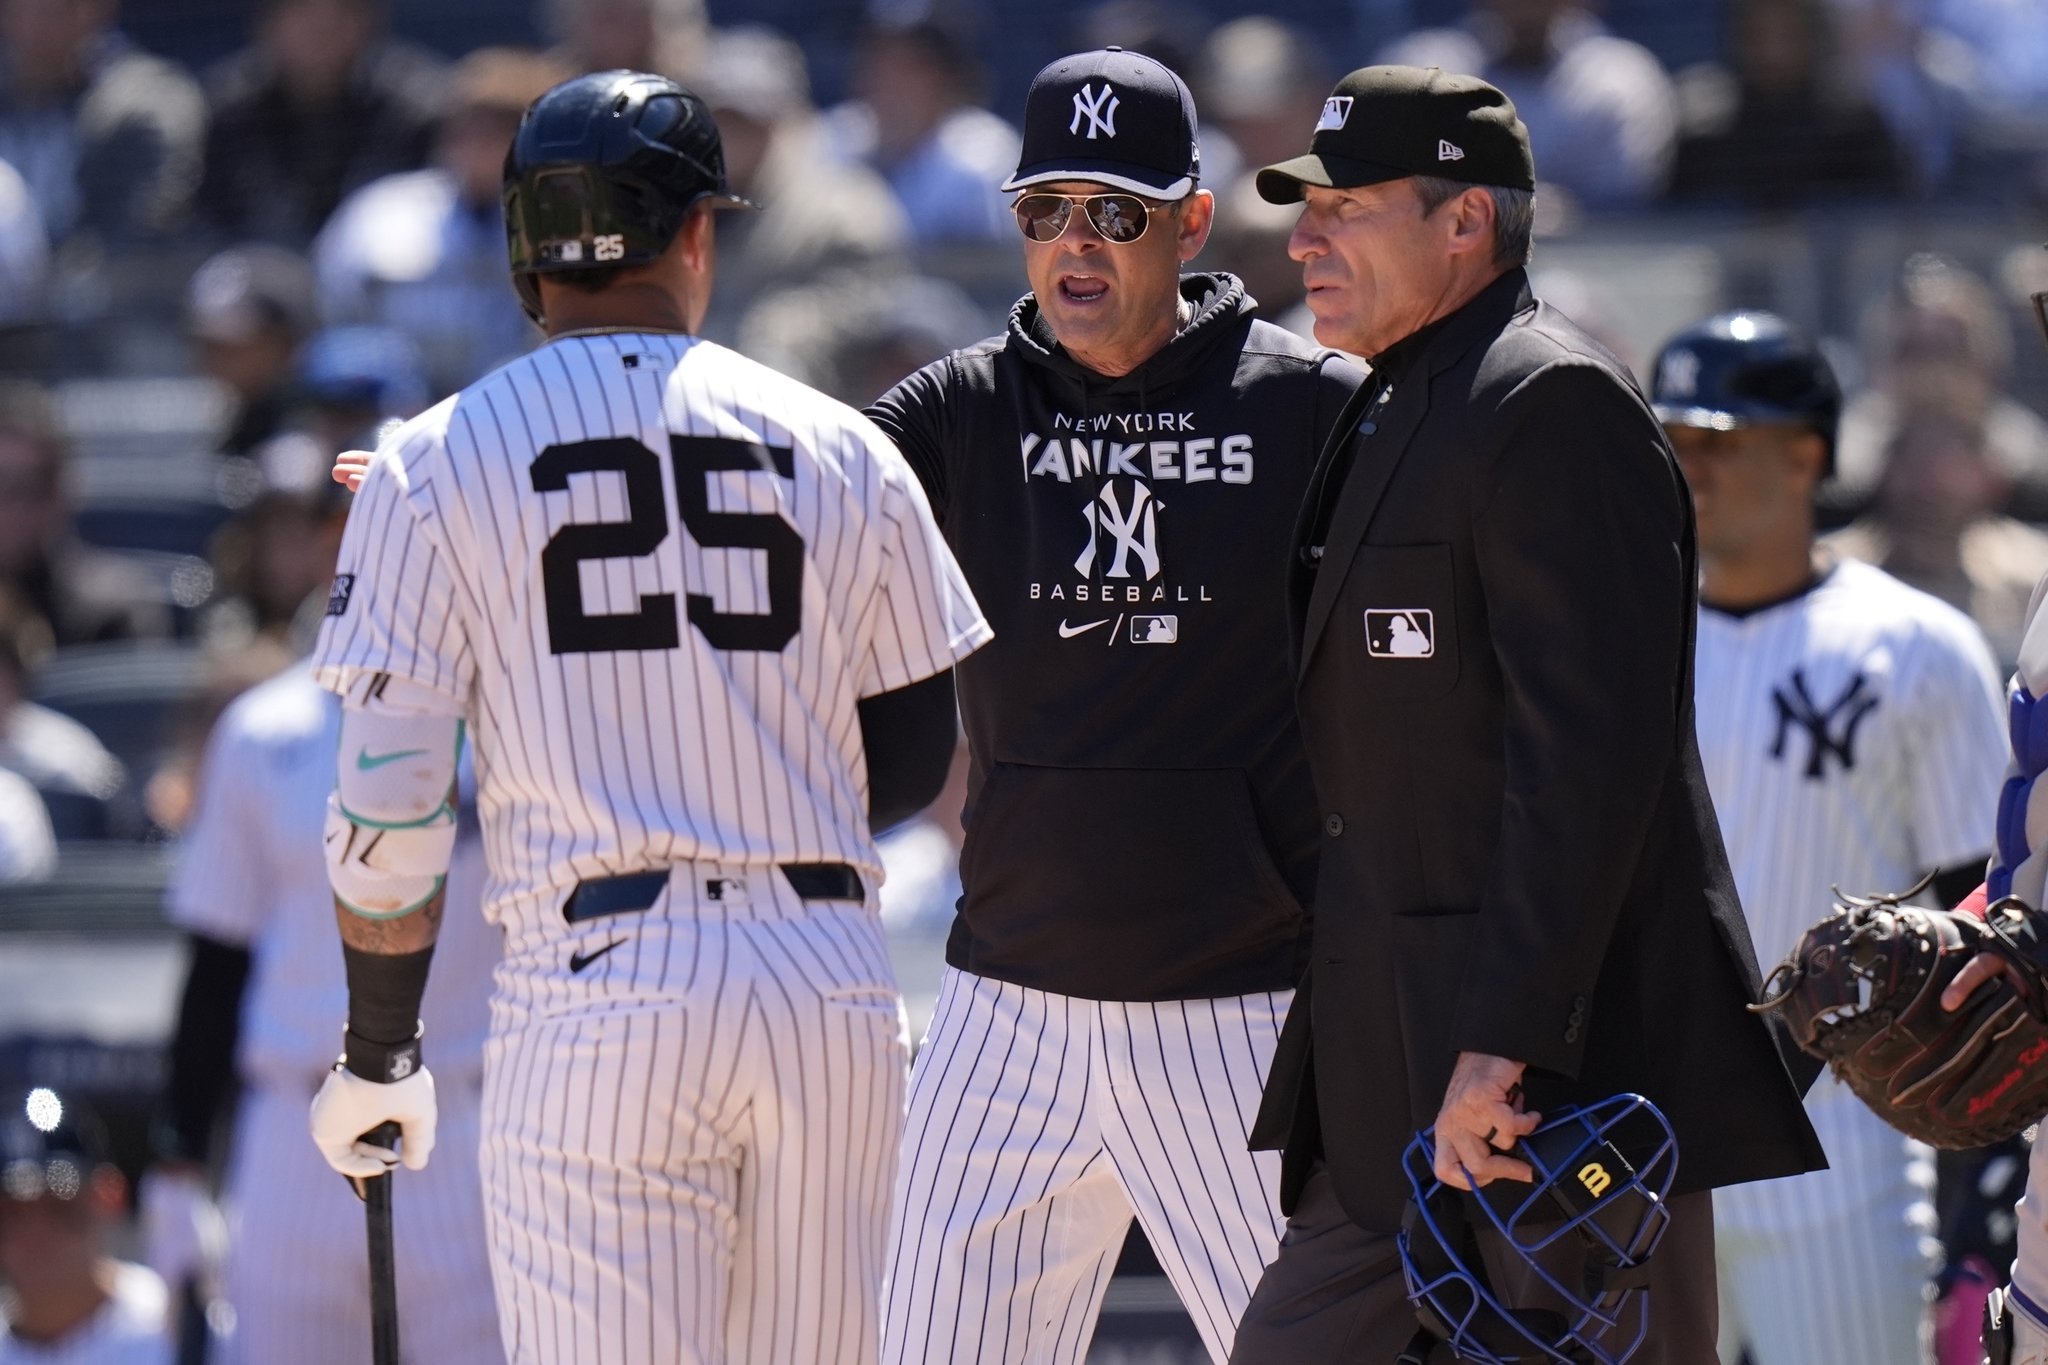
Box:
[1431,1050,1541,1190]
[334,448,372,494]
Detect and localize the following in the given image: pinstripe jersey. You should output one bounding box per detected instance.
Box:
[310,330,990,980]
[1695,557,2007,1232]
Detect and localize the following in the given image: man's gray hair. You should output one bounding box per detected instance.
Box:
[1411,176,1535,269]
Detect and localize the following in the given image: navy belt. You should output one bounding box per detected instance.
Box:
[562,863,865,924]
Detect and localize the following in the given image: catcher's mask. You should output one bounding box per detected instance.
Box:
[1397,1094,1678,1365]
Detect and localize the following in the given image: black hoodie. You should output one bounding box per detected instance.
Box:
[868,273,1364,1000]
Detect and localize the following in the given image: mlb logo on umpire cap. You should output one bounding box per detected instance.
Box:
[1003,47,1201,200]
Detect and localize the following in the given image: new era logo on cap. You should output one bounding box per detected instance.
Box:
[1438,139,1465,161]
[1316,96,1352,132]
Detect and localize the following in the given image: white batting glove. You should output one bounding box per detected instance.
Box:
[137,1167,226,1290]
[309,1064,437,1178]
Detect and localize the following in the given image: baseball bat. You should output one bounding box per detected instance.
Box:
[347,1121,402,1365]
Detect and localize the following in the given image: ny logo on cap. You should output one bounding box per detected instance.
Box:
[1658,348,1700,399]
[1438,139,1465,162]
[1071,83,1119,140]
[1315,96,1352,132]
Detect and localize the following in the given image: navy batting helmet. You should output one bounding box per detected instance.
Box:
[1650,312,1842,475]
[503,70,752,322]
[1396,1094,1678,1365]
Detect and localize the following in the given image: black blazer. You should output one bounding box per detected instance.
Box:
[1251,270,1825,1234]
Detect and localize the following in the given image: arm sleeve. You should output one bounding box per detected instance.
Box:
[853,458,992,699]
[309,447,475,708]
[1453,364,1694,1077]
[858,669,957,833]
[1902,616,2012,873]
[864,358,955,520]
[157,934,251,1162]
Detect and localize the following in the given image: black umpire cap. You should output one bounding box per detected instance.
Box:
[1002,47,1201,200]
[1256,65,1534,204]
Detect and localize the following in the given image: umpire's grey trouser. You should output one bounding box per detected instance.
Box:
[1230,1163,1720,1365]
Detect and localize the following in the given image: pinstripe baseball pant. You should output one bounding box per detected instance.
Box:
[222,1070,502,1365]
[479,903,907,1365]
[883,967,1290,1365]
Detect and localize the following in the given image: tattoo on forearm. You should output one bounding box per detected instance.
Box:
[334,888,446,954]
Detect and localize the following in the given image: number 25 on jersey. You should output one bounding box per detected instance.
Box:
[530,434,803,656]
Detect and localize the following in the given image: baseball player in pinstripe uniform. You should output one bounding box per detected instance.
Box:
[305,71,988,1365]
[865,50,1363,1365]
[1655,313,2010,1365]
[150,664,503,1365]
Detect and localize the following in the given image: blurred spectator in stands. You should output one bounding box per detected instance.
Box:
[740,267,987,407]
[1833,254,2048,520]
[1380,0,1677,210]
[0,380,172,646]
[198,0,442,246]
[0,762,53,878]
[1197,17,1328,194]
[315,47,563,396]
[1828,394,2048,668]
[825,10,1019,245]
[1827,0,1960,188]
[0,590,123,840]
[0,156,45,323]
[544,0,705,79]
[185,244,319,457]
[1670,0,1904,205]
[0,1089,163,1355]
[207,327,398,658]
[1077,1,1214,164]
[1201,174,1309,334]
[0,0,204,245]
[696,25,907,345]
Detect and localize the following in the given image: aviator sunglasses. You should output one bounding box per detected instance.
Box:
[1013,192,1172,244]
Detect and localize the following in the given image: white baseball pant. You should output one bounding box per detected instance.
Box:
[480,900,907,1365]
[883,967,1289,1365]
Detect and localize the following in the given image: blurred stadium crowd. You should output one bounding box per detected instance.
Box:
[3,0,2048,1359]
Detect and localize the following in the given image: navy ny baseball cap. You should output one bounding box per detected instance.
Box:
[1002,47,1201,201]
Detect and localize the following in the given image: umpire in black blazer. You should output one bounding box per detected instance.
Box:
[1229,69,1825,1364]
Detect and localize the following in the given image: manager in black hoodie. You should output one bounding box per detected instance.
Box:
[865,48,1363,1365]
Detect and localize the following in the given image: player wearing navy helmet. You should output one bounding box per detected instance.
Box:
[308,70,988,1365]
[1658,311,2007,1365]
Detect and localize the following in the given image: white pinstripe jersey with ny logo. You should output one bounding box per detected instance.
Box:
[311,331,990,968]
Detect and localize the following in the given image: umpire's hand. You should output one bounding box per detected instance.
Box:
[310,1065,438,1178]
[1432,1051,1540,1189]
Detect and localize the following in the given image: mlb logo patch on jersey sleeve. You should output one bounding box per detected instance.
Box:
[1364,609,1433,658]
[325,573,356,617]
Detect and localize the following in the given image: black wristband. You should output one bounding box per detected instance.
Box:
[343,1027,423,1083]
[342,942,434,1082]
[343,943,434,1041]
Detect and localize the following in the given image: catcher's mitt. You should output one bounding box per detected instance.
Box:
[1753,881,2048,1149]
